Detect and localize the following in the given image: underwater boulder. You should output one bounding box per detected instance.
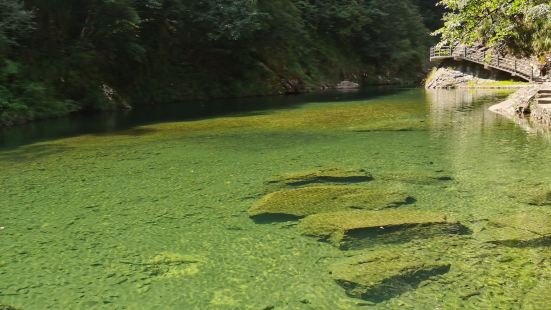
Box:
[509,186,551,207]
[329,249,451,302]
[298,210,469,247]
[379,171,454,186]
[475,213,551,247]
[266,168,373,187]
[248,186,414,221]
[522,282,551,308]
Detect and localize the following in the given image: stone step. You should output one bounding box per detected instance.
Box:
[539,89,551,94]
[537,98,551,104]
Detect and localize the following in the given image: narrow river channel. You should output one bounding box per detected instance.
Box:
[1,88,550,309]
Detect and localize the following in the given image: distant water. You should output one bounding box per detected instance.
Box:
[1,88,550,309]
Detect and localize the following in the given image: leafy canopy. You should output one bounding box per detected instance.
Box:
[434,0,551,56]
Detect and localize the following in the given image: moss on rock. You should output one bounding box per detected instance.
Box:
[298,210,467,245]
[248,186,414,221]
[266,168,373,187]
[145,252,204,278]
[329,249,451,302]
[508,184,551,207]
[476,213,551,247]
[379,171,454,185]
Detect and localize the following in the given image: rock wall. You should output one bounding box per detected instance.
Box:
[425,65,516,89]
[531,104,551,127]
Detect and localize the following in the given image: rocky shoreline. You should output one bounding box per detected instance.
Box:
[426,67,550,130]
[489,83,551,129]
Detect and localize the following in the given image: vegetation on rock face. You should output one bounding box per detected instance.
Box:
[0,0,442,126]
[435,0,551,59]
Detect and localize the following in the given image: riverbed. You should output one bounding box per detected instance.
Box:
[1,88,550,309]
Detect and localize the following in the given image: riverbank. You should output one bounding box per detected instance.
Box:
[489,83,551,129]
[426,67,550,129]
[425,67,529,90]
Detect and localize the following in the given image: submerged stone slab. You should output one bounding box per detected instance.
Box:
[476,213,551,247]
[248,186,413,221]
[329,250,451,302]
[379,171,454,185]
[508,184,551,207]
[266,168,373,187]
[298,210,467,246]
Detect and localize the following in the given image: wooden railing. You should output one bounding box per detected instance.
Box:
[430,45,536,82]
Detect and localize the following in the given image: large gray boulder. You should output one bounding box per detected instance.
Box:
[336,81,360,89]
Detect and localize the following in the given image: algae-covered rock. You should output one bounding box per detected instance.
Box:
[522,282,551,309]
[298,210,468,246]
[267,168,373,187]
[248,186,414,221]
[329,249,451,302]
[379,171,454,185]
[0,305,16,310]
[508,186,551,206]
[527,191,551,206]
[476,213,551,247]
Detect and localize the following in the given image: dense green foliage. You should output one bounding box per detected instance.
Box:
[435,0,551,57]
[0,0,439,126]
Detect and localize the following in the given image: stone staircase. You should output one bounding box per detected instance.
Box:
[537,89,551,107]
[531,87,551,126]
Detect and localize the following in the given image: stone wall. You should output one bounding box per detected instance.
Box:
[531,104,551,127]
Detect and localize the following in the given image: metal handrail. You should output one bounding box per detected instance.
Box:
[430,45,535,81]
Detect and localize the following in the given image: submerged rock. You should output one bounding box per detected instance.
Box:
[329,249,451,302]
[266,168,373,187]
[522,282,551,309]
[298,210,468,246]
[248,186,414,221]
[119,252,205,279]
[476,213,551,247]
[379,171,454,185]
[0,306,16,310]
[508,186,551,206]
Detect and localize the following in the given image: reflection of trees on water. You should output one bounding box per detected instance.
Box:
[426,89,551,137]
[424,89,551,207]
[425,89,511,132]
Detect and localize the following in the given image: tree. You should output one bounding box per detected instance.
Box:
[0,0,34,51]
[434,0,551,57]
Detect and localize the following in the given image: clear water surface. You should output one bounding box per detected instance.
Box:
[1,88,550,309]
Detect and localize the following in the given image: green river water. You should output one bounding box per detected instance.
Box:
[1,88,550,309]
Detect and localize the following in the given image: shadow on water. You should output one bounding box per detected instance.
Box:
[0,87,411,150]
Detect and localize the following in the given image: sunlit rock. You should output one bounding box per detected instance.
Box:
[336,81,360,89]
[329,249,451,302]
[248,186,414,221]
